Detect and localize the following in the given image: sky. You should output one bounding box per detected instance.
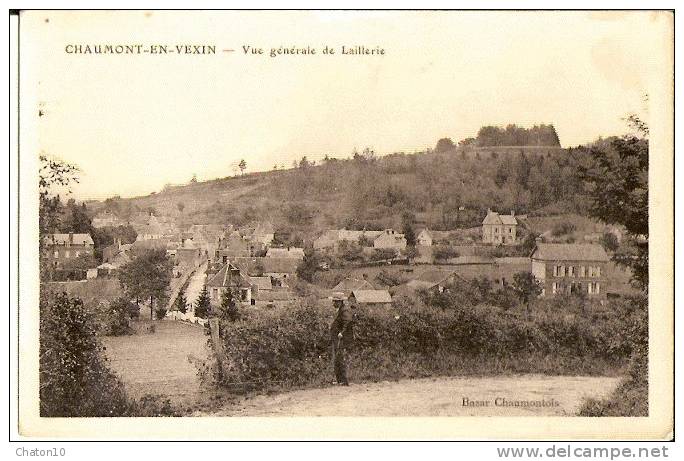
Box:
[21,10,671,200]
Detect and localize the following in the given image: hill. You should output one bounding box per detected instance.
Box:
[89,142,595,243]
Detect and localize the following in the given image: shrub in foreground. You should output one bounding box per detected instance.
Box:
[40,291,180,416]
[207,295,640,394]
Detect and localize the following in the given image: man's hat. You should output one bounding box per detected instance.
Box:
[332,292,346,301]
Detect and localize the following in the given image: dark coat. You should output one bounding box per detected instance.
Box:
[330,304,354,347]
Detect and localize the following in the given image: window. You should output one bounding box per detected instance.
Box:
[560,265,565,277]
[580,266,586,277]
[596,266,601,277]
[552,282,557,294]
[553,265,558,277]
[568,266,574,277]
[595,282,600,294]
[212,288,218,299]
[53,251,59,258]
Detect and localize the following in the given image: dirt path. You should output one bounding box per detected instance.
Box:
[201,375,621,417]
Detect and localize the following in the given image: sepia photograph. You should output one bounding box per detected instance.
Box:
[12,8,674,441]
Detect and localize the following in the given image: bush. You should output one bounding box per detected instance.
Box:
[40,291,131,416]
[578,296,648,416]
[551,221,576,237]
[205,293,637,394]
[155,306,168,320]
[432,245,459,261]
[371,248,397,261]
[105,297,135,336]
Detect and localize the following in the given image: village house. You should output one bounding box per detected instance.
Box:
[530,243,610,298]
[373,229,407,250]
[175,239,204,268]
[91,210,124,228]
[331,276,375,298]
[96,249,132,277]
[42,233,95,268]
[215,230,251,262]
[313,229,383,251]
[251,221,275,246]
[265,247,305,260]
[482,209,518,245]
[348,289,393,307]
[416,228,433,247]
[406,269,460,293]
[206,263,253,305]
[135,214,164,241]
[230,256,301,287]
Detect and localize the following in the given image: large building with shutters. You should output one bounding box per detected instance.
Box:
[530,243,610,298]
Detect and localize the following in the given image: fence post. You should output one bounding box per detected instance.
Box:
[209,318,226,381]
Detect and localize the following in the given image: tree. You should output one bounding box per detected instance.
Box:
[512,271,542,313]
[40,292,131,416]
[401,211,417,247]
[579,117,648,290]
[600,232,620,252]
[174,289,188,314]
[238,159,247,175]
[195,285,211,319]
[61,252,98,272]
[299,156,311,169]
[118,249,173,320]
[190,174,197,183]
[219,288,240,322]
[435,138,455,153]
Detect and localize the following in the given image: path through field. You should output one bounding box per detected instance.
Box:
[200,375,622,417]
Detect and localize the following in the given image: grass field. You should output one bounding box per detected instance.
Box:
[102,320,209,409]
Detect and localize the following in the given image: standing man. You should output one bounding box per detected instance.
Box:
[330,292,354,386]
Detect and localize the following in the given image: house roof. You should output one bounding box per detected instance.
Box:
[499,215,518,226]
[43,233,94,246]
[231,257,301,276]
[248,276,273,290]
[483,210,517,226]
[414,269,457,284]
[332,278,375,293]
[266,247,305,258]
[531,243,610,262]
[131,238,171,251]
[206,263,252,288]
[417,228,432,238]
[351,289,392,304]
[254,289,296,301]
[262,257,300,274]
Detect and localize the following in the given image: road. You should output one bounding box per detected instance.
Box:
[198,375,621,417]
[184,262,207,314]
